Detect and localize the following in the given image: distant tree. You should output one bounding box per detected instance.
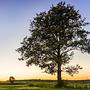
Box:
[9,76,15,83]
[16,1,90,86]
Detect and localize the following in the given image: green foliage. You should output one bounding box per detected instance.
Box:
[17,1,90,78]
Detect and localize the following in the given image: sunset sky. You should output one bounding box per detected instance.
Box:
[0,0,90,81]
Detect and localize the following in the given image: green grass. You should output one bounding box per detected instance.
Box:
[0,80,90,90]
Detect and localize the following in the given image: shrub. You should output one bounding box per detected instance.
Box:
[9,76,15,83]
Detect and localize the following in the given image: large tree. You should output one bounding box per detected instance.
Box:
[17,2,90,86]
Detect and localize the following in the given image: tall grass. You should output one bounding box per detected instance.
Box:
[0,80,90,90]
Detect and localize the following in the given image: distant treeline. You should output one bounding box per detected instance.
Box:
[8,79,90,83]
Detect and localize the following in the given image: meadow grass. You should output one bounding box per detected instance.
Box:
[0,80,90,90]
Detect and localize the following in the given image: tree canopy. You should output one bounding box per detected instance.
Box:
[17,1,90,85]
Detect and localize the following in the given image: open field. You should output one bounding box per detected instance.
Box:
[0,80,90,90]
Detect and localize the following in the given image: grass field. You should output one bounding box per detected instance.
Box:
[0,80,90,90]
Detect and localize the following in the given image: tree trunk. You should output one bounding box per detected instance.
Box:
[57,63,62,86]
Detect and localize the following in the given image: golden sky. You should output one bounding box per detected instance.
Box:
[0,51,90,81]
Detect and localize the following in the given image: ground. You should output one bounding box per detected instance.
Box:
[0,80,90,90]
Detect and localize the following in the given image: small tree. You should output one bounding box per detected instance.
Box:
[9,76,15,83]
[17,1,90,86]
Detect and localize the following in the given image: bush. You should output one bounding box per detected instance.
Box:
[9,76,15,83]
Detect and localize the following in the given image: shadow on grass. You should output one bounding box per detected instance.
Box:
[54,81,90,90]
[0,82,25,85]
